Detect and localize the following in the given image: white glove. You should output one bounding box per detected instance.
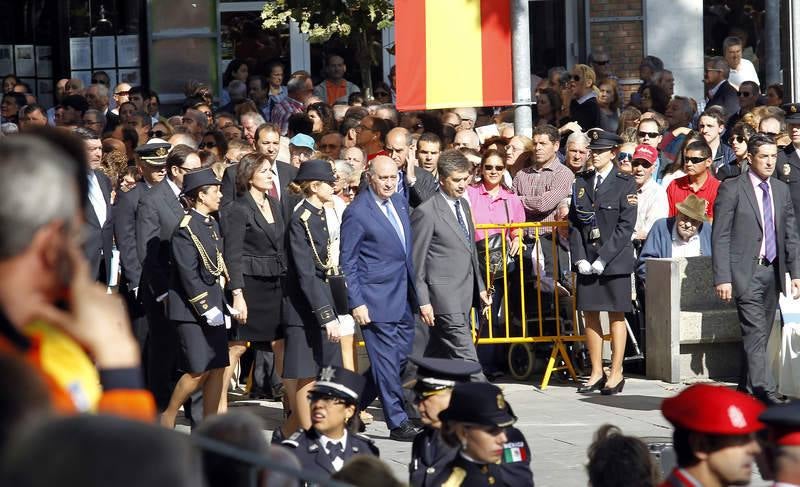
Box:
[591,259,605,275]
[576,260,592,275]
[203,306,224,327]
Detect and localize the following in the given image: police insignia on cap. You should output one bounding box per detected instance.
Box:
[319,366,336,382]
[578,188,585,198]
[626,194,638,206]
[156,147,167,157]
[591,131,599,140]
[793,105,798,113]
[784,164,792,176]
[497,394,505,410]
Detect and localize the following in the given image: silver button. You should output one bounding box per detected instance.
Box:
[426,467,436,474]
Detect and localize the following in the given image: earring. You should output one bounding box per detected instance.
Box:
[460,439,468,451]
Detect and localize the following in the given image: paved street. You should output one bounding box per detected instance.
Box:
[179,376,771,486]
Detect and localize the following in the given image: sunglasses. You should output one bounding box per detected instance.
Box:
[632,160,653,168]
[571,75,582,82]
[617,152,634,162]
[148,130,167,138]
[761,131,779,137]
[199,141,216,149]
[738,91,752,97]
[732,135,747,144]
[483,165,505,171]
[307,392,346,405]
[593,60,610,66]
[684,156,708,164]
[638,131,660,139]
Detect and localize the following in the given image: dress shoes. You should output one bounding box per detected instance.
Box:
[601,377,625,395]
[389,420,419,442]
[761,391,790,406]
[577,376,606,394]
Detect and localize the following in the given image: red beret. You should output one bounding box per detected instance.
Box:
[662,384,766,435]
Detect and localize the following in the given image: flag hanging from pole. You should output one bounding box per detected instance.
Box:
[394,0,513,111]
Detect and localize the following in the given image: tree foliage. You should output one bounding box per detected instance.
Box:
[261,0,394,43]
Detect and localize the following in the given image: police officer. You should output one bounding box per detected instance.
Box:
[570,128,637,396]
[760,403,800,486]
[160,168,230,428]
[776,103,800,220]
[282,365,378,482]
[408,357,533,487]
[660,384,765,486]
[280,159,344,439]
[434,382,532,487]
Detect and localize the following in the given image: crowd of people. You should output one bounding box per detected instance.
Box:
[0,35,799,485]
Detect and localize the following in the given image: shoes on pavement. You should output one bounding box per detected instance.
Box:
[390,420,419,442]
[761,391,790,406]
[577,376,606,394]
[601,377,625,396]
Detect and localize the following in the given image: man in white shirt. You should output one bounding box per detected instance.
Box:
[724,36,760,90]
[631,145,668,242]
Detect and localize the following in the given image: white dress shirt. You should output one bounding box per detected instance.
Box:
[371,189,405,244]
[440,191,470,230]
[728,58,760,89]
[671,224,702,258]
[87,172,107,226]
[634,178,669,238]
[166,177,181,198]
[318,432,348,471]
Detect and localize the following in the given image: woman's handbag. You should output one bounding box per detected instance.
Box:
[327,272,350,316]
[475,199,516,281]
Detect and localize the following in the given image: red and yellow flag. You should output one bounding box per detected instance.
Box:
[394,0,513,111]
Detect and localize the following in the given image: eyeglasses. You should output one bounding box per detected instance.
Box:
[571,75,582,82]
[200,141,216,149]
[617,152,634,162]
[308,392,347,405]
[632,160,653,168]
[148,130,166,138]
[738,91,753,98]
[593,60,610,66]
[483,165,505,171]
[638,131,660,139]
[684,156,708,164]
[347,185,360,194]
[732,135,747,144]
[760,131,779,137]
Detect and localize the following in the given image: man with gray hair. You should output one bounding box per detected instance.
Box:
[452,107,477,131]
[272,74,312,135]
[565,130,591,174]
[240,111,266,147]
[411,150,491,380]
[452,129,480,151]
[82,109,106,136]
[180,108,207,143]
[704,56,739,118]
[723,36,759,89]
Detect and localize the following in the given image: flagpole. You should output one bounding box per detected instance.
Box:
[511,0,533,138]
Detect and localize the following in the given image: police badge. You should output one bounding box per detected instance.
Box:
[626,194,638,206]
[784,164,791,177]
[578,187,586,198]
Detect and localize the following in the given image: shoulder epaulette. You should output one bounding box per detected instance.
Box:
[300,209,311,222]
[180,214,192,228]
[616,171,631,179]
[442,466,467,487]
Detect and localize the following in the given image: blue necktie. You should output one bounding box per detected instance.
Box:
[760,181,777,262]
[383,200,405,252]
[454,200,470,242]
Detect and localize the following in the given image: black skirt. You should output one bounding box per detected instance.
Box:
[282,324,342,379]
[576,273,632,312]
[175,321,230,374]
[231,275,284,342]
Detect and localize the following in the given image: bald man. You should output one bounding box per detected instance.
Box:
[385,127,438,208]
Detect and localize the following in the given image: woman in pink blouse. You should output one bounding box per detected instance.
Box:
[466,149,526,379]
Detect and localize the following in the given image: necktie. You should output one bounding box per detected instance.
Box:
[383,200,405,251]
[87,173,107,226]
[595,174,603,191]
[396,170,405,195]
[327,442,342,461]
[454,200,470,242]
[269,170,279,199]
[760,181,777,262]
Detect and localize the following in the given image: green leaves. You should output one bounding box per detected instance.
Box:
[260,0,394,43]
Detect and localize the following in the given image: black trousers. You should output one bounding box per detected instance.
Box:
[143,298,178,411]
[735,263,779,397]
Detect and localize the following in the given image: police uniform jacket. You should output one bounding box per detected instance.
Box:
[282,428,379,479]
[568,169,637,275]
[113,183,147,292]
[411,427,534,487]
[137,179,185,300]
[167,211,226,324]
[283,200,338,328]
[777,144,800,220]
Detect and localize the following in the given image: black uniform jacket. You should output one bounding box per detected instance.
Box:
[777,144,800,221]
[167,211,226,323]
[411,427,534,487]
[568,168,637,275]
[282,428,379,479]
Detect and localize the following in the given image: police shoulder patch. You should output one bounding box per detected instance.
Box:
[626,194,638,206]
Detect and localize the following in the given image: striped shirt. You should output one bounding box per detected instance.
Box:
[512,158,574,228]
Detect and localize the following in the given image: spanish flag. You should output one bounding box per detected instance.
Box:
[394,0,513,111]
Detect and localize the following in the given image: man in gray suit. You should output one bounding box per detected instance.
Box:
[713,133,800,405]
[411,150,491,380]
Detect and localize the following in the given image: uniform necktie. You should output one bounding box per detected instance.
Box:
[595,174,603,191]
[383,200,405,252]
[454,200,470,242]
[327,442,342,461]
[760,181,777,262]
[87,173,107,226]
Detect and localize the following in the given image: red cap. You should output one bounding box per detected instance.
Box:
[661,384,766,435]
[632,144,658,165]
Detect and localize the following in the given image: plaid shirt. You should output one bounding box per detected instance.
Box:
[512,158,574,233]
[270,96,304,135]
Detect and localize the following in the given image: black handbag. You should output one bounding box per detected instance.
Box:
[475,199,516,281]
[327,273,350,315]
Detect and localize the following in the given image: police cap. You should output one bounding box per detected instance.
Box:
[181,168,221,195]
[782,103,800,123]
[406,356,482,397]
[661,384,765,435]
[438,382,517,428]
[293,159,336,184]
[759,403,800,446]
[587,128,623,150]
[312,365,365,403]
[134,139,171,165]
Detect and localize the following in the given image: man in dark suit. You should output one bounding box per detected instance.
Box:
[385,127,438,208]
[776,103,800,220]
[411,150,490,380]
[704,56,739,122]
[713,133,800,405]
[340,155,419,442]
[136,144,201,409]
[76,128,113,284]
[114,141,170,354]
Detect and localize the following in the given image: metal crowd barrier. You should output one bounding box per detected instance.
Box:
[471,221,584,390]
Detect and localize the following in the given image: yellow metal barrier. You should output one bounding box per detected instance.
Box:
[472,220,584,390]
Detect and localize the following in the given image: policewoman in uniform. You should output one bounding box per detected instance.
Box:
[570,128,637,396]
[160,168,230,428]
[776,103,800,220]
[660,384,765,487]
[408,357,534,487]
[281,159,344,439]
[435,382,527,487]
[282,365,378,482]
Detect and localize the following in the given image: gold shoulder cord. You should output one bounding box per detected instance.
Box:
[301,219,338,275]
[186,225,229,281]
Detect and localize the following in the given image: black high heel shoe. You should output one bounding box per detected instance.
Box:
[601,377,625,395]
[577,376,607,393]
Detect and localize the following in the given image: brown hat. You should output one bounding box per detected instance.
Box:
[675,194,709,222]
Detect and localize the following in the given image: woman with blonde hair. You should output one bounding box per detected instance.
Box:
[568,64,602,131]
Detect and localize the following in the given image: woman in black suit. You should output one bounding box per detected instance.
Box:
[221,152,286,413]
